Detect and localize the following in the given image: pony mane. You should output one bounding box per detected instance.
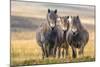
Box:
[73,16,84,31]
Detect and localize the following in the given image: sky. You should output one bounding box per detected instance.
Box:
[16,0,95,5]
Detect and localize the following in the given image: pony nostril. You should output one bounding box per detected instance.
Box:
[73,32,76,35]
[51,27,54,30]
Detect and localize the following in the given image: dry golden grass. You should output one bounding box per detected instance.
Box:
[11,31,95,66]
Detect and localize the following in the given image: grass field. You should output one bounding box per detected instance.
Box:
[11,31,95,66]
[11,1,95,66]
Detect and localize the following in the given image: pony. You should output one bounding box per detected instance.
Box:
[67,16,89,58]
[51,16,70,58]
[36,9,58,58]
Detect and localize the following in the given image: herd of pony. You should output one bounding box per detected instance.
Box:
[36,9,89,59]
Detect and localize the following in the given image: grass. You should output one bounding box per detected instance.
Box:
[11,56,95,66]
[11,31,95,66]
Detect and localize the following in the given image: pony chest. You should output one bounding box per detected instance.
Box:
[45,30,57,42]
[71,33,82,48]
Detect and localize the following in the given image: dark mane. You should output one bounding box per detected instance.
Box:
[73,16,84,31]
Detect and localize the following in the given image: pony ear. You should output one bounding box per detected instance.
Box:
[54,9,57,14]
[67,16,69,19]
[76,15,79,19]
[48,9,50,13]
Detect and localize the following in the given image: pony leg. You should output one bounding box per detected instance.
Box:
[38,42,45,59]
[71,46,77,58]
[43,43,48,58]
[58,47,61,58]
[49,46,53,57]
[53,39,58,58]
[62,48,64,58]
[65,44,69,58]
[46,44,50,57]
[79,45,84,58]
[53,45,57,57]
[41,45,45,59]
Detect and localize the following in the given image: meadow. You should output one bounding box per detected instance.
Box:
[11,28,95,66]
[11,1,95,66]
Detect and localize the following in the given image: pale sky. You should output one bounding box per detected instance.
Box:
[18,0,95,5]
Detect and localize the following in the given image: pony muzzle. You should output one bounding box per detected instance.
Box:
[49,23,55,28]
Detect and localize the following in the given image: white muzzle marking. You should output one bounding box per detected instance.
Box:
[50,23,55,27]
[72,28,77,32]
